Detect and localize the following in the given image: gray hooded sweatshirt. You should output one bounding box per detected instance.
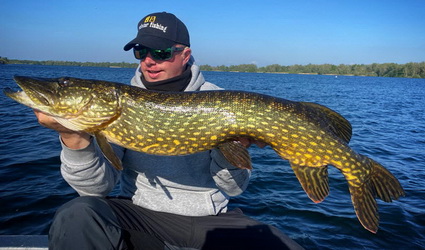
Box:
[60,62,251,216]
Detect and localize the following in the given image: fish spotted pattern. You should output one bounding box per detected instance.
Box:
[4,76,404,233]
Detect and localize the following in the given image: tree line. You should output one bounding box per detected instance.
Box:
[200,62,425,78]
[0,57,139,68]
[1,56,424,78]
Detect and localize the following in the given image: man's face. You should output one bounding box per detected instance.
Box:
[140,46,191,82]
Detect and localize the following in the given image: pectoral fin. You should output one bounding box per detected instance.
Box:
[291,164,329,203]
[94,132,123,170]
[217,141,252,169]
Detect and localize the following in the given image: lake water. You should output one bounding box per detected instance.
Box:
[1,64,424,249]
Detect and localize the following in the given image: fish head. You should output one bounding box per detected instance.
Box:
[4,76,121,132]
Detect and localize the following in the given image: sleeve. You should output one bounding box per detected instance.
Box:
[210,148,251,197]
[59,136,123,197]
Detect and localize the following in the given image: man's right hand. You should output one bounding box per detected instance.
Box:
[34,110,91,149]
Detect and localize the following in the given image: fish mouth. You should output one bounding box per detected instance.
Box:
[3,87,34,106]
[8,76,60,107]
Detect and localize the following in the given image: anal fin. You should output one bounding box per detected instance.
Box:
[94,132,123,170]
[291,164,329,203]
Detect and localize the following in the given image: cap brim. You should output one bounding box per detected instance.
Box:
[124,35,176,51]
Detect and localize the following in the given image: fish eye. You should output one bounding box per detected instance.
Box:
[59,78,71,85]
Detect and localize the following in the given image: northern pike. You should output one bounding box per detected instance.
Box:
[4,76,404,233]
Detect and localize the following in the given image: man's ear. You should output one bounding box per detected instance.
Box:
[182,47,192,65]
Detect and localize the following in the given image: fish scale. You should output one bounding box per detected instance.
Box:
[4,76,404,233]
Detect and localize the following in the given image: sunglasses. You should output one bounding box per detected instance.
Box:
[133,45,186,61]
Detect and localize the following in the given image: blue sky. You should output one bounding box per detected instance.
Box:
[1,0,424,66]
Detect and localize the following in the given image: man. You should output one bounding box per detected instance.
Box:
[38,12,303,249]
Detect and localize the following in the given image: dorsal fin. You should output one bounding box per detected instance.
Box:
[299,102,352,143]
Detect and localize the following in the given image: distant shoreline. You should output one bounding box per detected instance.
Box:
[1,57,424,78]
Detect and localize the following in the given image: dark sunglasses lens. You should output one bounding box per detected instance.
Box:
[133,47,148,59]
[151,48,173,60]
[134,47,183,60]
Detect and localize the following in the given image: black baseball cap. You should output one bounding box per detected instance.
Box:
[124,12,190,51]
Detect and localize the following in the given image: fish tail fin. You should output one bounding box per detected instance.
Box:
[348,155,405,233]
[348,183,379,233]
[367,156,405,202]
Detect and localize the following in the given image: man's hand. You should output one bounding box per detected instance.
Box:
[33,110,91,149]
[34,110,73,133]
